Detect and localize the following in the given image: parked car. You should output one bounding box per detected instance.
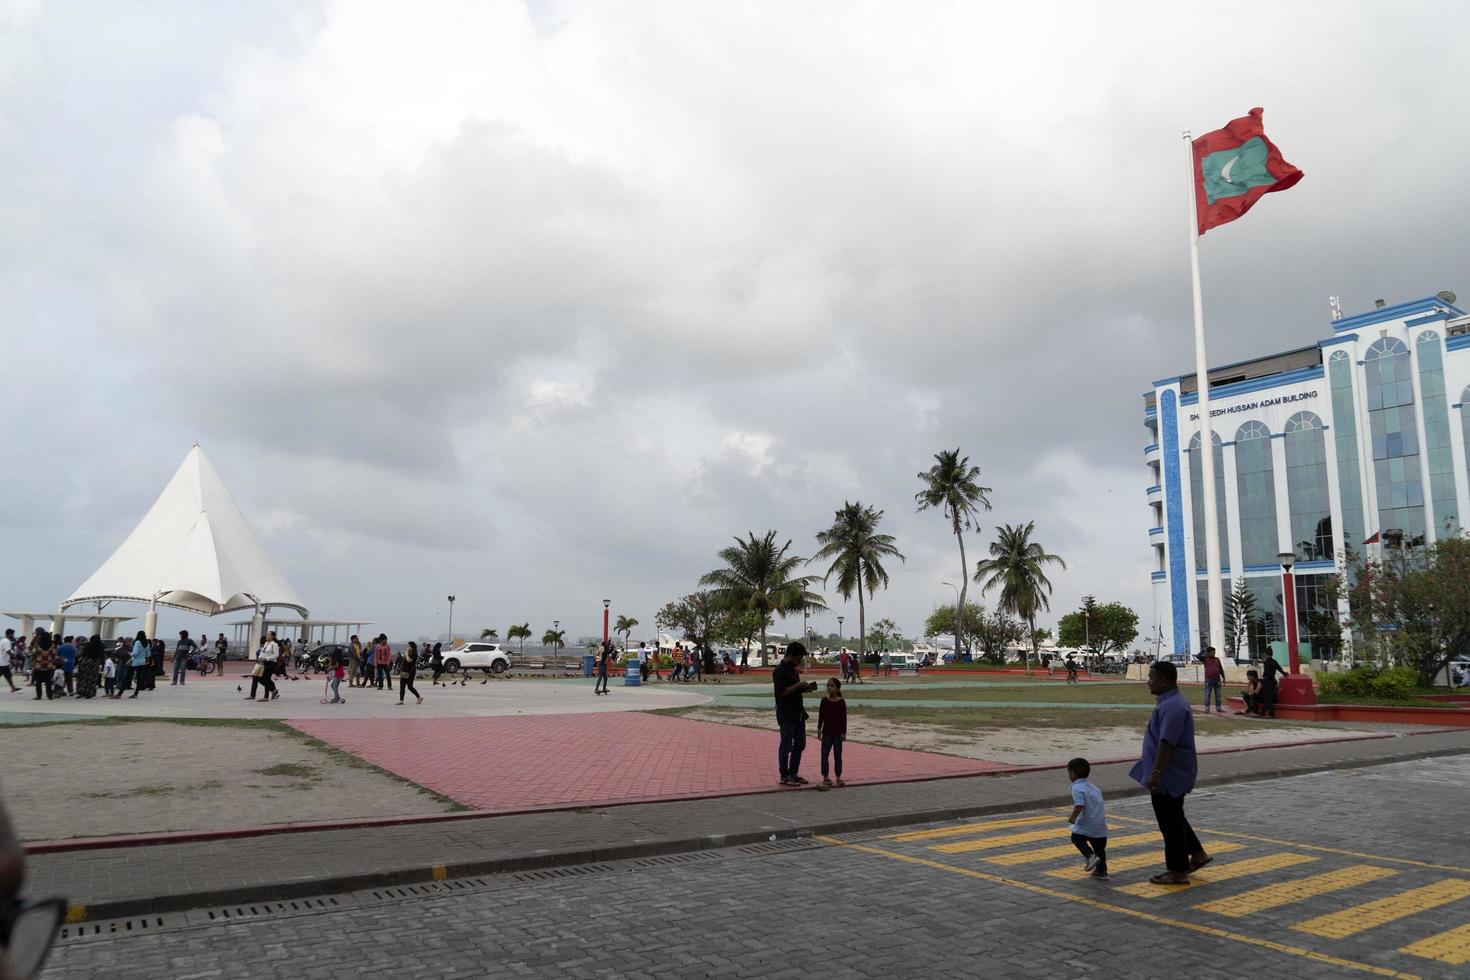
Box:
[444,642,511,675]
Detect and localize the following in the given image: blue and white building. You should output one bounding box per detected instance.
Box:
[1145,294,1470,657]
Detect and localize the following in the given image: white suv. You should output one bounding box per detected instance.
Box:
[444,642,511,675]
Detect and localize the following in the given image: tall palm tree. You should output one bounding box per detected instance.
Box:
[811,502,905,667]
[973,521,1066,673]
[916,448,993,659]
[541,628,566,657]
[614,615,639,653]
[506,623,532,657]
[479,628,500,641]
[700,530,826,667]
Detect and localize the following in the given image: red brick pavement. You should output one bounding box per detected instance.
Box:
[290,712,1011,811]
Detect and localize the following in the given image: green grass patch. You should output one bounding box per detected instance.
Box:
[254,762,319,779]
[828,684,1164,705]
[85,779,224,800]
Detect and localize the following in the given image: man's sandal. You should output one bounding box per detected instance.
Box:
[1148,872,1191,885]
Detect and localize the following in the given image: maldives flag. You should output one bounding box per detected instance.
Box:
[1193,108,1303,235]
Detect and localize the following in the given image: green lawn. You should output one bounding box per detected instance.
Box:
[825,683,1170,705]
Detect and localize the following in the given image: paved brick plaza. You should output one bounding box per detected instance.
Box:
[290,711,1011,810]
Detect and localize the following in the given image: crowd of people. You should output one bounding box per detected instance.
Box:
[0,626,227,700]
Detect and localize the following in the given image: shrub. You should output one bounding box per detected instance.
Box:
[1317,665,1423,703]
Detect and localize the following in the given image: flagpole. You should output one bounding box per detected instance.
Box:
[1184,128,1226,657]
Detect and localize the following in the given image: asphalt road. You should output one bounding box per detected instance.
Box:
[43,755,1470,979]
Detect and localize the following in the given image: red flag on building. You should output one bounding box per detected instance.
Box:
[1192,108,1303,235]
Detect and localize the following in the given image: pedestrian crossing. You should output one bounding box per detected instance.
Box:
[846,812,1470,973]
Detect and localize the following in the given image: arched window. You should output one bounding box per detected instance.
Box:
[1235,420,1279,565]
[1283,412,1333,560]
[1364,337,1425,541]
[1328,351,1365,551]
[1188,431,1227,572]
[1415,331,1458,534]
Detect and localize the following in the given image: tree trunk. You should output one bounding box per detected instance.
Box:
[857,577,868,669]
[955,520,969,660]
[1028,613,1037,676]
[760,623,768,668]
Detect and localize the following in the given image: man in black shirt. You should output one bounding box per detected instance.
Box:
[773,642,818,786]
[1259,651,1283,718]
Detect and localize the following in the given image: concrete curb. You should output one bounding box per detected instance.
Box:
[60,740,1470,924]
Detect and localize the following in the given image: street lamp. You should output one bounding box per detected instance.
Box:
[1275,551,1316,706]
[602,598,611,645]
[837,615,844,645]
[1084,609,1091,652]
[446,595,456,645]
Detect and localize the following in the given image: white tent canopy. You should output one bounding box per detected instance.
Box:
[62,445,307,619]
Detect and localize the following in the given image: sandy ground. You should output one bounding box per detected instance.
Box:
[3,721,457,842]
[672,707,1387,767]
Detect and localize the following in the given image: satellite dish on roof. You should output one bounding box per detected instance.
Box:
[1436,290,1457,305]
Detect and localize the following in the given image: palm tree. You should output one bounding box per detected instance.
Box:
[506,623,532,657]
[700,530,825,666]
[614,615,639,653]
[973,521,1066,673]
[916,449,993,659]
[541,628,566,657]
[811,502,905,668]
[479,628,500,641]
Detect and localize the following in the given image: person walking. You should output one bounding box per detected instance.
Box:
[75,634,103,699]
[327,650,346,703]
[396,641,423,705]
[172,630,197,686]
[1065,757,1109,880]
[594,640,613,695]
[430,643,445,686]
[29,631,58,700]
[1200,646,1224,713]
[0,629,21,694]
[56,635,77,695]
[373,635,392,690]
[1131,660,1210,885]
[817,677,847,788]
[126,631,150,699]
[774,642,818,786]
[103,651,117,697]
[113,636,132,697]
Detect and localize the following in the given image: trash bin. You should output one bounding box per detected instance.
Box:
[624,659,642,686]
[582,654,596,677]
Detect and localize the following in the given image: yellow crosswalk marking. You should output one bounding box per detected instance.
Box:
[986,832,1160,867]
[1400,922,1470,966]
[886,815,1057,843]
[1115,852,1317,897]
[930,827,1071,854]
[1042,841,1244,879]
[1293,878,1470,939]
[1194,865,1398,917]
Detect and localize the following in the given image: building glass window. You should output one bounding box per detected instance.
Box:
[1283,412,1333,561]
[1364,337,1425,542]
[1294,573,1340,661]
[1188,431,1227,572]
[1211,576,1281,658]
[1463,386,1470,501]
[1414,331,1458,535]
[1235,421,1279,565]
[1328,351,1366,551]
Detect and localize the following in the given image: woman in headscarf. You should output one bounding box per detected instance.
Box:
[75,634,104,699]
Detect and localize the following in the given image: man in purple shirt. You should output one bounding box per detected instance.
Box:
[1130,660,1211,885]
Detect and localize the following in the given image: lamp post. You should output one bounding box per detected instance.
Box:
[446,595,456,645]
[602,599,611,645]
[942,581,960,658]
[1275,551,1316,706]
[837,615,844,647]
[803,606,810,652]
[1084,609,1091,651]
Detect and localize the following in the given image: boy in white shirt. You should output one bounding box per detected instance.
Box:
[103,655,117,698]
[1065,757,1109,880]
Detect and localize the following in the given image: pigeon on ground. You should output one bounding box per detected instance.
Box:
[236,685,242,692]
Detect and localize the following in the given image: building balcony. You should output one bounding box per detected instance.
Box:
[1151,570,1166,582]
[1144,443,1160,465]
[1149,526,1165,549]
[1146,484,1162,505]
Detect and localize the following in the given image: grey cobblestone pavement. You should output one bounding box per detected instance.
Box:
[42,755,1470,979]
[24,728,1470,922]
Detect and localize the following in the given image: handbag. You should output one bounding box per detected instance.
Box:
[250,662,265,678]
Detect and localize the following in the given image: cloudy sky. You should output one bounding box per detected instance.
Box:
[3,1,1467,646]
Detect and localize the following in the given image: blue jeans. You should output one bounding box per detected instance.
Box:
[329,676,342,702]
[820,734,843,779]
[172,656,189,684]
[1203,677,1223,709]
[778,714,806,779]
